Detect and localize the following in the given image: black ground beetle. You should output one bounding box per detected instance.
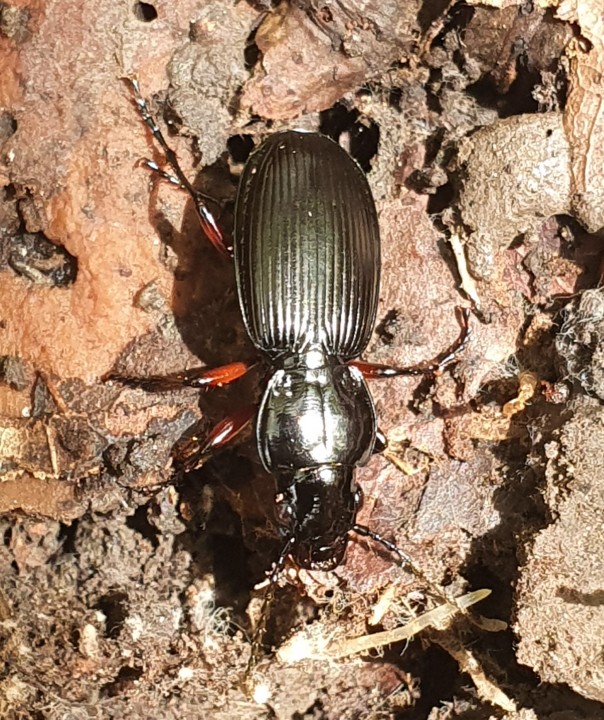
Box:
[110,79,469,582]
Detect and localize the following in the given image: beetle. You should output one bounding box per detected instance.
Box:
[109,79,469,579]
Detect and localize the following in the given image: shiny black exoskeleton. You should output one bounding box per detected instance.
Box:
[113,79,469,579]
[235,132,379,570]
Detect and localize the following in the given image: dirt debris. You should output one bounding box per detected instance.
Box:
[516,396,604,703]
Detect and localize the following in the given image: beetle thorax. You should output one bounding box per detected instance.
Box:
[256,350,377,473]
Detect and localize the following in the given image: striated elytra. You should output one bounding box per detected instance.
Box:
[234,131,380,570]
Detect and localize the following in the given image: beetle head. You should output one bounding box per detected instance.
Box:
[276,465,361,571]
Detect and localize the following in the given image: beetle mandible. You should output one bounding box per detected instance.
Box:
[109,79,470,577]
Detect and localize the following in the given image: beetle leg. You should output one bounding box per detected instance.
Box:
[126,77,231,257]
[174,403,257,473]
[246,535,295,676]
[351,307,470,379]
[352,524,449,602]
[103,360,255,392]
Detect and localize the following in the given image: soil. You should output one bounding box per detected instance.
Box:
[1,1,604,718]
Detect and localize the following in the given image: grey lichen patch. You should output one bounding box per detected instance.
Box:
[456,113,571,280]
[167,2,256,166]
[515,396,604,702]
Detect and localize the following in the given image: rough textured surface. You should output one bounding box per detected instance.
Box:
[240,1,418,120]
[556,288,604,400]
[558,0,604,232]
[516,396,604,703]
[456,113,571,280]
[166,2,256,165]
[1,0,604,718]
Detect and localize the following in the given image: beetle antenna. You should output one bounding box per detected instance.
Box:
[352,524,449,603]
[247,535,295,675]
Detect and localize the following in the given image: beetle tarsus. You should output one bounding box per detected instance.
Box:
[434,306,471,374]
[352,524,447,602]
[125,77,231,257]
[351,305,471,380]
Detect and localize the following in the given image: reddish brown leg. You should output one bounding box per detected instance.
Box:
[174,403,257,473]
[351,307,470,379]
[127,77,231,257]
[103,360,254,392]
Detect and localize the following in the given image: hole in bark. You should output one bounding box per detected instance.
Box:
[133,2,157,21]
[126,505,160,548]
[244,24,260,70]
[96,591,130,640]
[227,134,255,165]
[101,666,144,698]
[244,40,260,69]
[425,176,454,215]
[58,521,78,555]
[416,645,460,712]
[319,102,379,172]
[417,0,459,33]
[467,62,541,117]
[210,532,253,615]
[375,309,401,346]
[0,111,17,142]
[318,6,333,23]
[7,230,78,286]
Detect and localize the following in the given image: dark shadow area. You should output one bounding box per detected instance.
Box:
[175,449,278,632]
[319,102,380,172]
[228,134,255,164]
[126,504,160,549]
[133,2,157,22]
[101,665,144,698]
[57,520,79,555]
[243,18,262,70]
[467,69,540,118]
[95,591,130,640]
[417,0,466,34]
